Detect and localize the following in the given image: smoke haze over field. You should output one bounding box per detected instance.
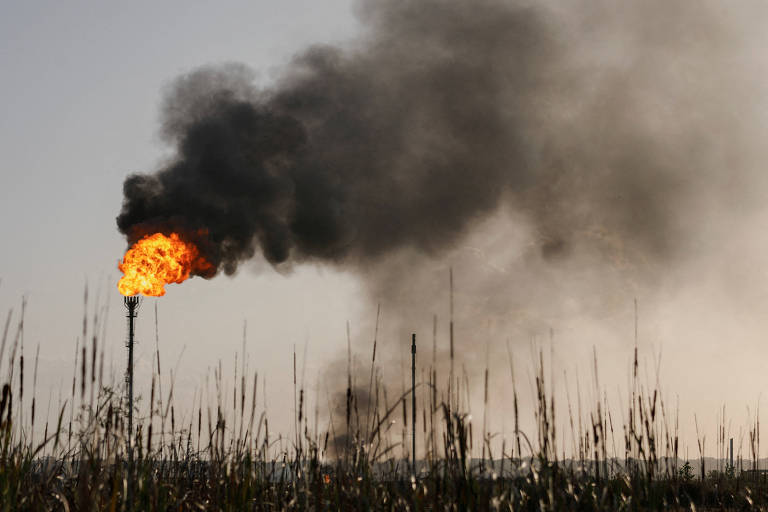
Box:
[118,0,762,280]
[4,0,768,462]
[111,0,768,451]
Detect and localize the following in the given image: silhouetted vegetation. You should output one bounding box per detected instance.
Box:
[0,295,766,511]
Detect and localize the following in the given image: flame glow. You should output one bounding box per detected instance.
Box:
[118,233,212,296]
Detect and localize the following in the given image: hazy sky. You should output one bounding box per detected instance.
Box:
[4,0,768,459]
[0,0,363,443]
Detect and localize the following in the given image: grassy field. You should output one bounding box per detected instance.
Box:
[0,297,767,511]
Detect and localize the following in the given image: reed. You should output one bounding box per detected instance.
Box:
[0,294,763,510]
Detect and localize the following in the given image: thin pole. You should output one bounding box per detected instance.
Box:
[127,305,135,446]
[411,333,416,474]
[449,269,454,409]
[124,296,140,509]
[730,437,734,473]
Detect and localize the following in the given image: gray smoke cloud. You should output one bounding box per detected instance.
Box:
[116,0,731,276]
[116,0,768,451]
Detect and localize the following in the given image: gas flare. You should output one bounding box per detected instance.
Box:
[118,233,211,296]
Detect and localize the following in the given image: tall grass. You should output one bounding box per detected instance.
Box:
[0,295,766,511]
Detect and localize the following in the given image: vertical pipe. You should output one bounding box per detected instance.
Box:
[127,304,135,453]
[411,333,416,474]
[124,296,139,509]
[730,437,734,473]
[126,298,137,458]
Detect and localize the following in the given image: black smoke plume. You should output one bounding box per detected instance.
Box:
[117,0,714,276]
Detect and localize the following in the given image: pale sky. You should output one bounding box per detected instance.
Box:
[3,0,768,461]
[0,0,363,445]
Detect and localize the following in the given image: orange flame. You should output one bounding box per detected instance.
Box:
[118,233,212,296]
